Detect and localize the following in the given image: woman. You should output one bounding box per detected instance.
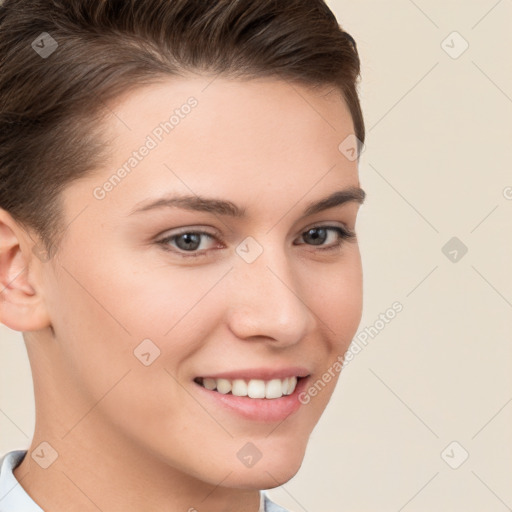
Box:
[0,0,366,510]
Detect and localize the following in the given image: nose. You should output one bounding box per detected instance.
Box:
[225,242,315,347]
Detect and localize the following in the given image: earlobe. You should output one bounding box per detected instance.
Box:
[0,209,52,332]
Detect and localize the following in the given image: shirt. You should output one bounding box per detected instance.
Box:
[0,450,291,512]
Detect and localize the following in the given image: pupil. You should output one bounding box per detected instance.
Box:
[178,233,200,250]
[305,228,326,246]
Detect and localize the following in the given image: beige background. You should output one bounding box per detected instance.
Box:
[1,0,511,510]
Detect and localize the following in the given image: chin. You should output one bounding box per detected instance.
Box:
[227,459,304,490]
[223,438,307,489]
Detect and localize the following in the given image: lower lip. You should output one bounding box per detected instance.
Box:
[193,377,310,423]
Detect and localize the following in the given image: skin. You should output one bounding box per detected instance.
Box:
[0,76,365,512]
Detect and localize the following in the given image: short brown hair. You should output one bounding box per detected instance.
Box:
[0,0,364,257]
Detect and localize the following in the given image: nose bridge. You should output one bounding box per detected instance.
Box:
[227,237,313,344]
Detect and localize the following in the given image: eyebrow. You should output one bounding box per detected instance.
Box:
[129,186,366,218]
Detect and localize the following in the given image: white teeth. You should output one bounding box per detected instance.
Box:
[286,376,297,395]
[216,378,232,394]
[282,377,290,395]
[198,376,301,399]
[203,378,217,391]
[266,379,284,399]
[247,379,266,398]
[231,379,248,396]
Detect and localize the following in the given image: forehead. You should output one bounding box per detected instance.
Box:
[104,75,355,163]
[65,76,360,223]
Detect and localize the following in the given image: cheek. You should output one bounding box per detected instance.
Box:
[93,245,224,340]
[339,249,363,321]
[46,245,222,403]
[44,249,165,395]
[45,269,134,401]
[337,261,363,341]
[306,250,363,346]
[45,254,202,442]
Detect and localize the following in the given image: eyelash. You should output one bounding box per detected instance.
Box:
[156,225,356,259]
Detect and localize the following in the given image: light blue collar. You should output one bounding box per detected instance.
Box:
[0,450,43,511]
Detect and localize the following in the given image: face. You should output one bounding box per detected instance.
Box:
[26,76,364,489]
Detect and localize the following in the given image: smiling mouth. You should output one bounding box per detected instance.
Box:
[193,376,305,399]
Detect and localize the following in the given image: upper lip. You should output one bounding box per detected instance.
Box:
[197,367,311,381]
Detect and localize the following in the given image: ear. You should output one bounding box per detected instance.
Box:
[0,208,52,332]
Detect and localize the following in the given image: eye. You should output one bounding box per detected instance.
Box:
[156,225,356,258]
[157,229,219,258]
[295,225,356,251]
